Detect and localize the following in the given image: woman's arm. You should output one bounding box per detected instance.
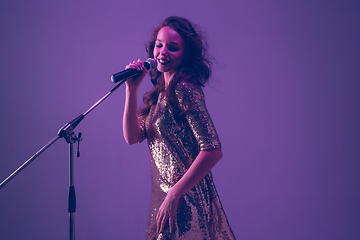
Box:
[156,148,223,233]
[122,59,148,145]
[123,86,143,144]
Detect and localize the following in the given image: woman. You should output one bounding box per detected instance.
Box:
[123,16,235,239]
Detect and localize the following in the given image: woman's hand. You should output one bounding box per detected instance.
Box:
[156,189,180,234]
[154,149,222,233]
[122,59,148,144]
[125,59,148,91]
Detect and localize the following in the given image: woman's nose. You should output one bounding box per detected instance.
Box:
[161,47,168,55]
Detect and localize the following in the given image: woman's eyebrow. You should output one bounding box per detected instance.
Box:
[156,39,181,45]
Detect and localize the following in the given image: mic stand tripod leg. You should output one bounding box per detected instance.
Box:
[0,136,60,189]
[0,80,123,239]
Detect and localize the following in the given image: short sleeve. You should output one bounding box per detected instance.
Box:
[175,81,221,151]
[138,117,147,143]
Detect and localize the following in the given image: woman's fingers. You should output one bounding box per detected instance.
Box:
[156,209,161,222]
[156,210,161,232]
[155,191,180,234]
[156,210,168,233]
[169,215,173,233]
[131,59,144,70]
[124,59,148,90]
[160,214,167,233]
[125,59,144,70]
[156,208,175,233]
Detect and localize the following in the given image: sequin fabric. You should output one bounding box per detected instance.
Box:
[139,81,236,240]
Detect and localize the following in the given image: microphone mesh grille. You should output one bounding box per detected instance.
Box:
[146,58,157,70]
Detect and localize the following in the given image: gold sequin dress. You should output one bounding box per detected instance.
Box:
[139,81,235,239]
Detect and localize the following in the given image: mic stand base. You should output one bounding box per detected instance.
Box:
[0,81,125,240]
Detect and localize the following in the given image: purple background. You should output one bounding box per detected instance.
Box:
[1,1,359,239]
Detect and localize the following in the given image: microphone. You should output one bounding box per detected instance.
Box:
[111,58,157,83]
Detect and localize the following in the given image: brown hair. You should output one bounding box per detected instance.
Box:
[140,16,212,120]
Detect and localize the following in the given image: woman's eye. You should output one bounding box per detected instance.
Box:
[155,44,162,48]
[168,46,179,52]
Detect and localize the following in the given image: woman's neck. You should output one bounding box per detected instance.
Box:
[163,71,176,90]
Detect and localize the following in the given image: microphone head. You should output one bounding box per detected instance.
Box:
[145,58,157,70]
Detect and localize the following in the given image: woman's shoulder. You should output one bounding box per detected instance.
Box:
[175,80,203,95]
[174,80,204,104]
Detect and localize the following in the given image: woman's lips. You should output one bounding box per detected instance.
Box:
[158,58,171,65]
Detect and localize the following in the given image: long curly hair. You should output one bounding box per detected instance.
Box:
[139,16,212,120]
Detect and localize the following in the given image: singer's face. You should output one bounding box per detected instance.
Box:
[153,26,184,75]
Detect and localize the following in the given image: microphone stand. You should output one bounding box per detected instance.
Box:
[0,79,126,240]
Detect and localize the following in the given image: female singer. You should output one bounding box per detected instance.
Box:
[122,16,235,239]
